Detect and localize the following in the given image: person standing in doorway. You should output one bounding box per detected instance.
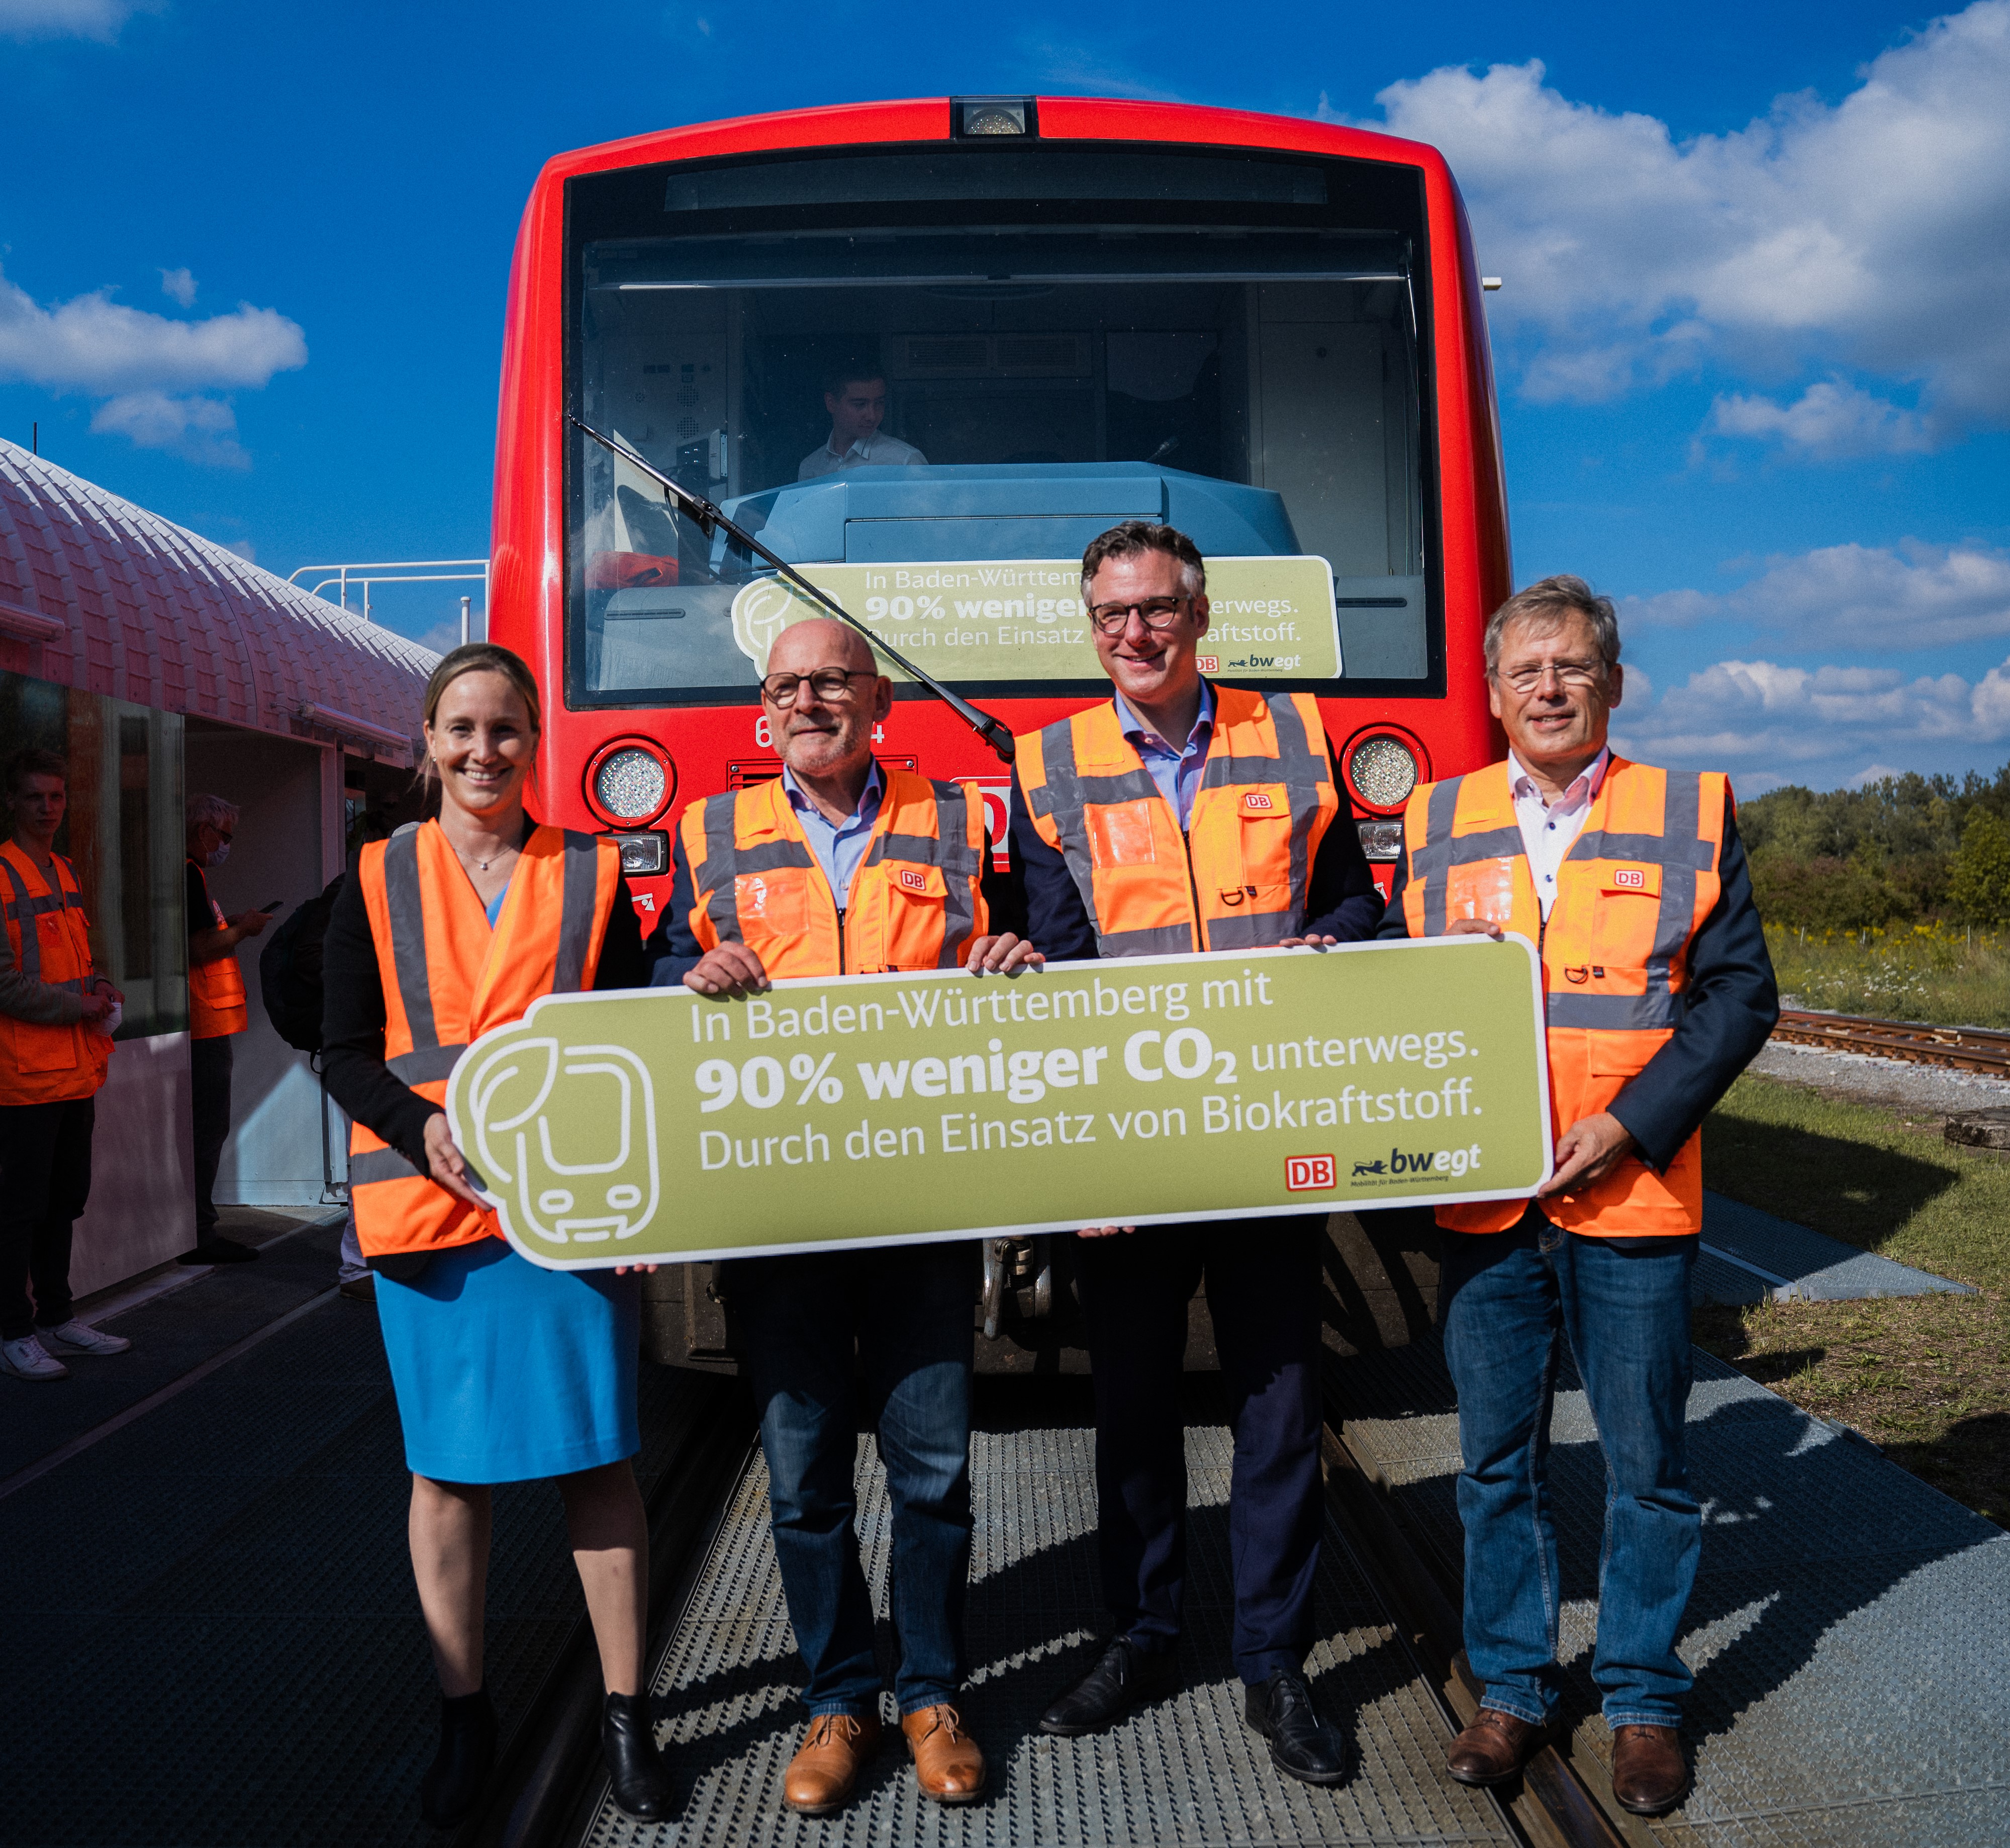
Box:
[0,748,129,1382]
[183,794,268,1266]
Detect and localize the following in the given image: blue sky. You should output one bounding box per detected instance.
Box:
[3,0,2005,794]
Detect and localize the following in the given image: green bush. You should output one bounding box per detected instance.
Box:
[1949,808,2010,925]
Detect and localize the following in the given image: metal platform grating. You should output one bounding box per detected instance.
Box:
[1338,1334,2010,1844]
[578,1391,1515,1847]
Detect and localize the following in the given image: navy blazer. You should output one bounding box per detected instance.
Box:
[1377,781,1779,1171]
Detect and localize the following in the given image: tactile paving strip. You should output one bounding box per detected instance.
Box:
[578,1382,1514,1847]
[1338,1334,2010,1844]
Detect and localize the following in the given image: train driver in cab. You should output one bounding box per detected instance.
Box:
[644,617,991,1816]
[996,520,1384,1786]
[1380,576,1777,1816]
[798,364,927,480]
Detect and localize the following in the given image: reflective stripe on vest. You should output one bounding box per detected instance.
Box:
[347,820,619,1259]
[0,843,108,1103]
[1399,757,1728,1237]
[187,862,248,1039]
[1017,687,1339,957]
[679,768,986,979]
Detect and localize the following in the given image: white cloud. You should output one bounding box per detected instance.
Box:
[89,392,247,468]
[1615,653,2010,776]
[0,267,305,396]
[1709,379,1931,458]
[1624,540,2010,650]
[0,0,159,41]
[0,263,303,466]
[1363,2,2010,435]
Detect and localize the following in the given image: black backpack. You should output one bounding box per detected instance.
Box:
[259,876,343,1053]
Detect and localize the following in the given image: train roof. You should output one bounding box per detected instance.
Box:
[0,440,438,764]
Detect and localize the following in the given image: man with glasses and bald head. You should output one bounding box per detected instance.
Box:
[997,521,1382,1785]
[645,616,1027,1817]
[1378,576,1777,1815]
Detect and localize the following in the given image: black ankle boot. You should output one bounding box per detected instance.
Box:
[420,1686,497,1829]
[602,1691,674,1820]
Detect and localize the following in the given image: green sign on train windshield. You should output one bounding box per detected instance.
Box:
[730,556,1342,683]
[444,938,1552,1269]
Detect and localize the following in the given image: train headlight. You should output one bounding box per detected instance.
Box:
[585,739,676,828]
[1346,734,1420,811]
[1356,819,1404,862]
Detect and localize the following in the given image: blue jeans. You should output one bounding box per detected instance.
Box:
[733,1240,975,1717]
[1439,1208,1699,1728]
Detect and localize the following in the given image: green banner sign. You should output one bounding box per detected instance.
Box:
[444,939,1552,1270]
[729,556,1342,683]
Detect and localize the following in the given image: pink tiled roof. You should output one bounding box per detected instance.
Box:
[0,439,440,762]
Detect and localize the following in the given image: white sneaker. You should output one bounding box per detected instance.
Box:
[41,1318,132,1355]
[1,1335,68,1380]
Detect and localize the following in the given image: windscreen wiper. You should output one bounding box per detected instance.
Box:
[569,415,1015,766]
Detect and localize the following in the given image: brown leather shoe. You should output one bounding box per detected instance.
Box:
[1610,1724,1688,1814]
[1446,1707,1547,1786]
[782,1711,881,1815]
[901,1704,986,1805]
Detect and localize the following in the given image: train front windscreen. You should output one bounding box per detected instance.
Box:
[564,146,1438,715]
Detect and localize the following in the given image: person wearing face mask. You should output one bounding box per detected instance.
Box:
[320,643,671,1828]
[182,794,270,1265]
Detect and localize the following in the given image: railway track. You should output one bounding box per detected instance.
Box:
[490,1379,1628,1848]
[1771,1006,2010,1075]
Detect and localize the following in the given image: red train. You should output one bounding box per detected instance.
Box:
[488,95,1511,1367]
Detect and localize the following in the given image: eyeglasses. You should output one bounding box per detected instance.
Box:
[760,668,875,708]
[1493,659,1606,694]
[1087,596,1192,636]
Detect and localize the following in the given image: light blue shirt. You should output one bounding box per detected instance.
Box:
[1113,682,1216,829]
[782,761,884,909]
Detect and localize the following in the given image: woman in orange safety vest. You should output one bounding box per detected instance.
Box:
[320,643,672,1828]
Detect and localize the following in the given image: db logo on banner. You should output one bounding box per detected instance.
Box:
[1285,1154,1336,1192]
[899,868,929,893]
[1197,655,1220,672]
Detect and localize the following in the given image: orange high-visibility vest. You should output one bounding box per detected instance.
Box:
[678,768,987,978]
[348,820,621,1259]
[186,860,248,1040]
[1399,756,1729,1238]
[0,841,110,1105]
[1016,687,1342,956]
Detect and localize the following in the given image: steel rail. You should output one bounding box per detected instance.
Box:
[1771,1007,2010,1075]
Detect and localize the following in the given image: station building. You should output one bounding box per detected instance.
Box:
[0,439,438,1297]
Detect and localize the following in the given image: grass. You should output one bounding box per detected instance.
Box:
[1766,919,2010,1026]
[1698,1071,2010,1527]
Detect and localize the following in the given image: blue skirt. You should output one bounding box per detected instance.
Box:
[376,1238,641,1484]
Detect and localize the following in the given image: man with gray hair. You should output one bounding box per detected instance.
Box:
[1377,576,1777,1814]
[182,794,270,1266]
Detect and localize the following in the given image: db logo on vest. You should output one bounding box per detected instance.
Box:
[1243,792,1275,813]
[1612,867,1647,890]
[899,868,928,893]
[1285,1154,1336,1191]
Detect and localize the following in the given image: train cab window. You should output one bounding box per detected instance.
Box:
[566,156,1433,707]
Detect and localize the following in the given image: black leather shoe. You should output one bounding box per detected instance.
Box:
[419,1686,496,1829]
[1038,1637,1180,1736]
[1246,1668,1348,1787]
[602,1691,675,1821]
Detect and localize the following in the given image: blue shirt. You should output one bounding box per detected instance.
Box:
[782,761,884,908]
[1113,682,1216,828]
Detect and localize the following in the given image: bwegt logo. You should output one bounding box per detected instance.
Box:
[1351,1143,1483,1180]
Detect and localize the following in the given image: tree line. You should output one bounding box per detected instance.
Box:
[1739,767,2010,931]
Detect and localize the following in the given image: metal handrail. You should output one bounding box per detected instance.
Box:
[286,558,490,627]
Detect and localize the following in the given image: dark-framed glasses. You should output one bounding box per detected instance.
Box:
[1494,659,1605,695]
[760,667,875,708]
[1087,595,1191,636]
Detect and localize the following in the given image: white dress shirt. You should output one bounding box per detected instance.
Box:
[1509,747,1609,919]
[797,430,927,480]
